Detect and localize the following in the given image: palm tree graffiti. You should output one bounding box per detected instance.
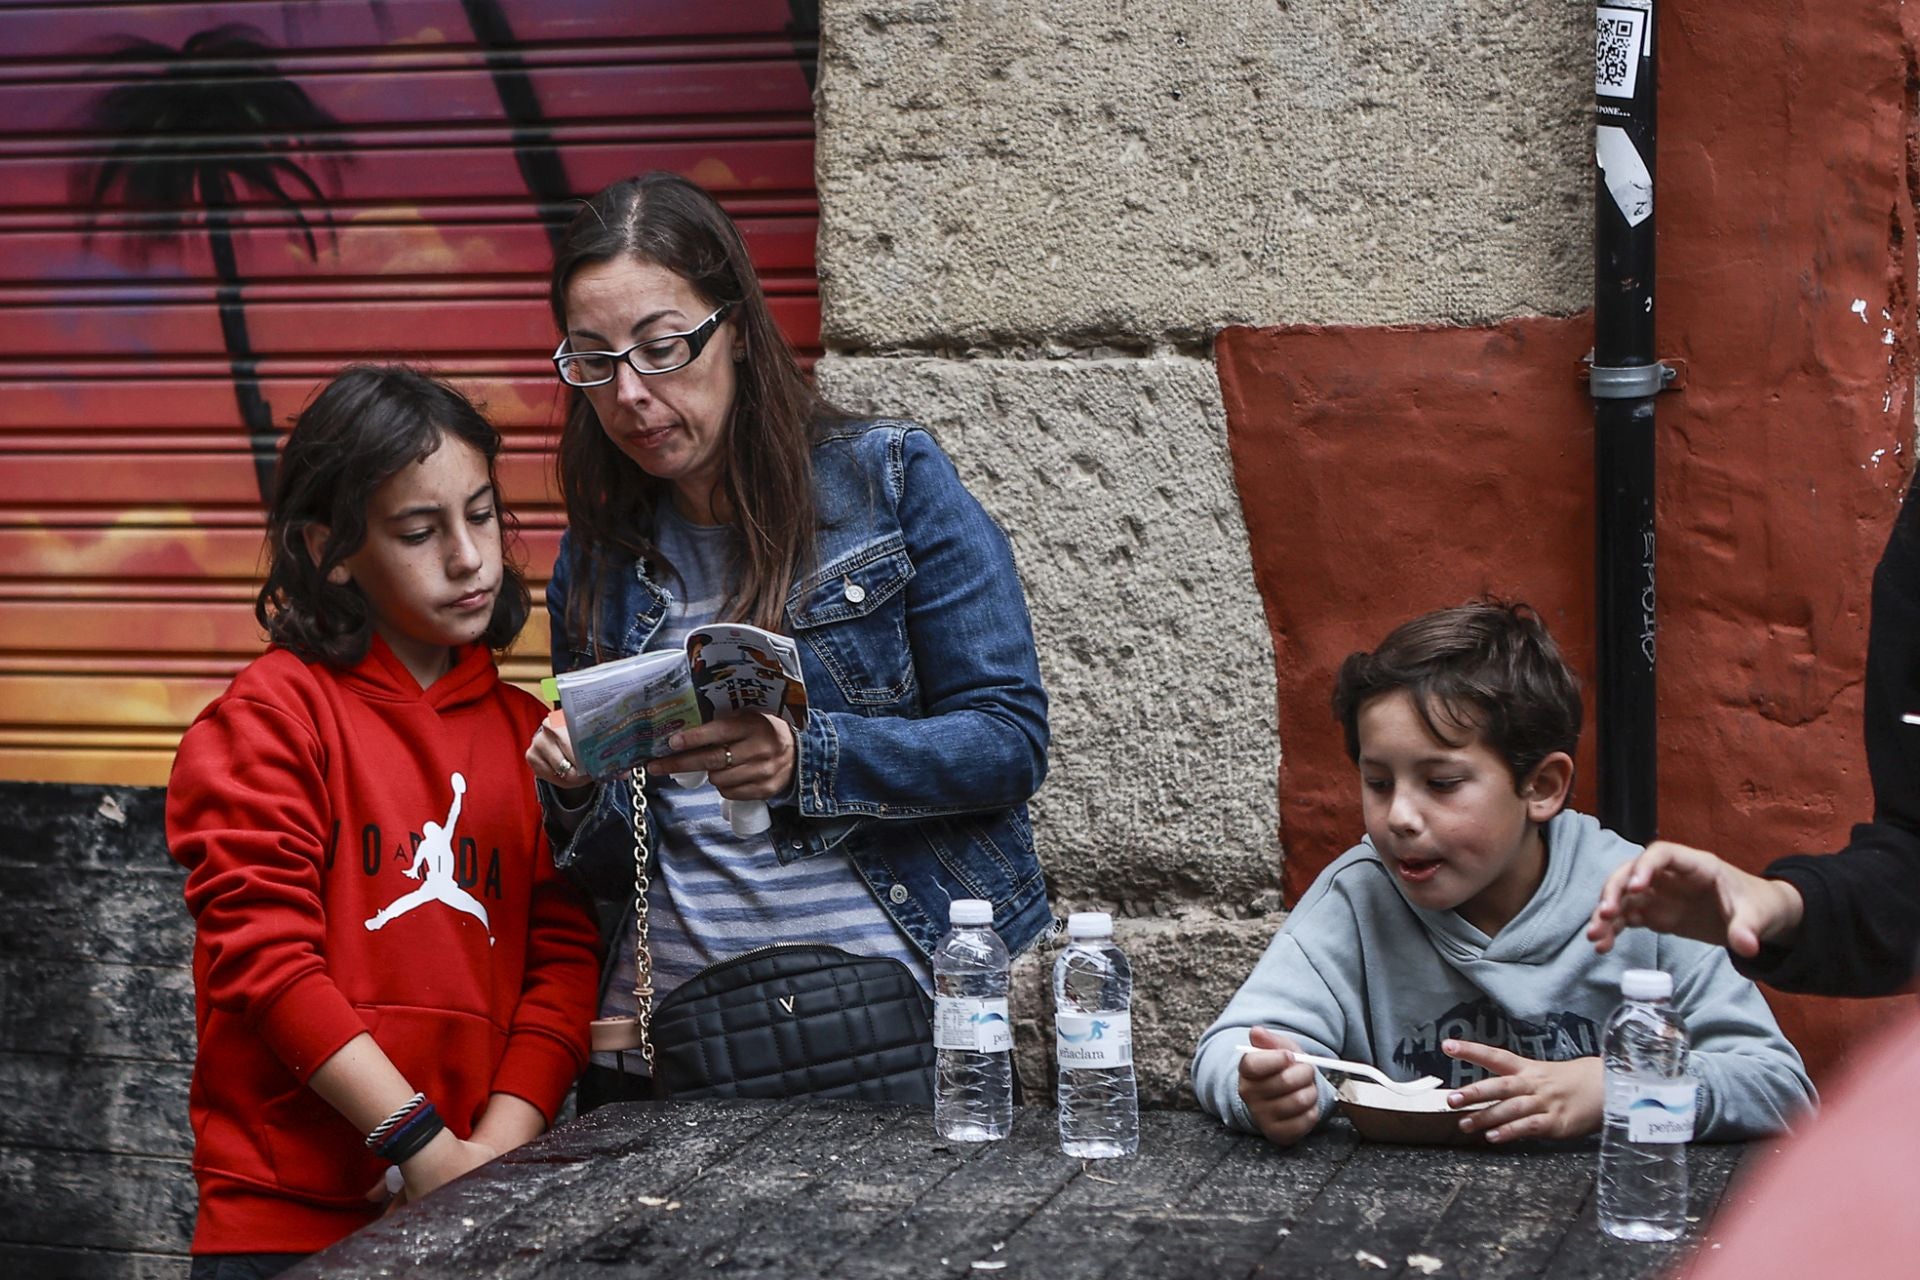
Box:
[458,0,570,250]
[73,25,339,504]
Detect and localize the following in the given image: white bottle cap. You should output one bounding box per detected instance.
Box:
[1067,911,1113,939]
[724,799,772,836]
[1621,968,1673,1000]
[950,898,992,926]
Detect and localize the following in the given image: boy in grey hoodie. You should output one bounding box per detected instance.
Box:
[1192,601,1815,1147]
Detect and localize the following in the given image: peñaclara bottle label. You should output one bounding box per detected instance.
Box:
[1615,1079,1697,1144]
[934,996,1013,1052]
[1054,1012,1132,1068]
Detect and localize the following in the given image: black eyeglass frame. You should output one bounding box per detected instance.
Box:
[550,302,736,386]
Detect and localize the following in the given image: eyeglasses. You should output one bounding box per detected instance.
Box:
[551,302,735,386]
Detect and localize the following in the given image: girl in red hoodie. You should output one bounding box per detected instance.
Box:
[166,365,601,1278]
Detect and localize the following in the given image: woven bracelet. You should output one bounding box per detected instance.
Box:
[378,1103,445,1165]
[364,1092,427,1150]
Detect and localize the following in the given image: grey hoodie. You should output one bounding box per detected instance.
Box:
[1192,809,1816,1140]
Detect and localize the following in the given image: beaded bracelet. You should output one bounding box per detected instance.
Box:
[364,1092,427,1150]
[378,1102,445,1165]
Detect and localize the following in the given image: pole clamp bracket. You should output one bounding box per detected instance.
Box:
[1587,359,1678,400]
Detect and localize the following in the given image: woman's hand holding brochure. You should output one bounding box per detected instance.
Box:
[541,623,808,835]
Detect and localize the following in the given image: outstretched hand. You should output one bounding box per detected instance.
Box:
[1236,1026,1323,1148]
[1585,839,1805,958]
[1443,1040,1603,1142]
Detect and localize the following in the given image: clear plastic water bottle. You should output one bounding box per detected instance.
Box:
[1053,911,1138,1157]
[932,899,1013,1141]
[1598,968,1693,1241]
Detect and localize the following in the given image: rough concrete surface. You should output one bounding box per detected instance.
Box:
[817,0,1591,349]
[817,354,1281,922]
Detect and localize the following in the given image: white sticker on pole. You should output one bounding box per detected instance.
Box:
[1596,6,1648,98]
[1597,125,1653,227]
[935,996,1012,1052]
[1055,1012,1132,1068]
[1618,1080,1697,1144]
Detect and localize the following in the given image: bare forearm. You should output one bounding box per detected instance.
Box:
[307,1032,420,1133]
[470,1093,547,1153]
[310,1032,500,1198]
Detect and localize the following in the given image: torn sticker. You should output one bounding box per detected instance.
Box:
[1407,1256,1445,1276]
[1596,126,1653,227]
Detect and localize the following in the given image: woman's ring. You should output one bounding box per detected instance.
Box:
[557,758,573,776]
[723,746,735,769]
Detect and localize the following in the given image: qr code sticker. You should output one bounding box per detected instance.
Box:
[1596,7,1645,99]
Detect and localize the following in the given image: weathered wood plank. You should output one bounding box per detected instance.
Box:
[1247,1140,1573,1280]
[1360,1143,1602,1280]
[292,1101,1757,1280]
[0,1148,195,1254]
[745,1109,1005,1280]
[0,1053,191,1159]
[0,1242,190,1280]
[288,1100,800,1279]
[973,1110,1252,1280]
[824,1106,1086,1280]
[0,865,191,967]
[0,958,196,1063]
[0,784,169,872]
[1538,1142,1748,1280]
[1102,1120,1359,1280]
[557,1104,963,1280]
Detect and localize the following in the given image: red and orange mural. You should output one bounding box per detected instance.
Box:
[0,1,823,784]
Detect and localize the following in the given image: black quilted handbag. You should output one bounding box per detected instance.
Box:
[587,778,935,1106]
[649,944,936,1104]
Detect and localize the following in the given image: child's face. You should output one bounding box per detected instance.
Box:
[332,437,502,689]
[563,254,740,523]
[1355,689,1566,937]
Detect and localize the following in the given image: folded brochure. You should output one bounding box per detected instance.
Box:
[544,623,809,781]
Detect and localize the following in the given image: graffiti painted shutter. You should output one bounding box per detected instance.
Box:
[0,2,820,785]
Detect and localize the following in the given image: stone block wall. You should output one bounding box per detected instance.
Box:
[814,0,1593,1103]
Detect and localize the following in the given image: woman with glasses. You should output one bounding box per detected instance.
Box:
[524,173,1053,1109]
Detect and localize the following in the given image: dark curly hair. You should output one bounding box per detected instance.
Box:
[255,364,531,666]
[1332,599,1583,794]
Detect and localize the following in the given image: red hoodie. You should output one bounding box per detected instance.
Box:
[165,637,601,1253]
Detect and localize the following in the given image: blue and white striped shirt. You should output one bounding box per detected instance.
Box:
[593,504,929,1071]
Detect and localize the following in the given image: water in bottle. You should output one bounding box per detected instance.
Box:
[933,898,1013,1141]
[1053,911,1138,1157]
[1598,968,1693,1241]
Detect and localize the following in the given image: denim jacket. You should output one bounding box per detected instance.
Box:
[540,420,1054,959]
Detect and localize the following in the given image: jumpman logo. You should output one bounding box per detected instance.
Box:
[364,772,492,943]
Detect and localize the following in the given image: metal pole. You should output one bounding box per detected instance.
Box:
[1592,2,1662,843]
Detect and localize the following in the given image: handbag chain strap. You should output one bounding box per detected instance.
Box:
[628,772,656,1073]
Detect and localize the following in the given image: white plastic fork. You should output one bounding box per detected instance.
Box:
[1236,1044,1443,1095]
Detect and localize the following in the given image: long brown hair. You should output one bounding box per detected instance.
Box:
[550,173,836,649]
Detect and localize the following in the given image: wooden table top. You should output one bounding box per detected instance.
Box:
[291,1100,1751,1279]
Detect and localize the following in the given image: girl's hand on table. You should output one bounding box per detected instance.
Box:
[1443,1040,1603,1142]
